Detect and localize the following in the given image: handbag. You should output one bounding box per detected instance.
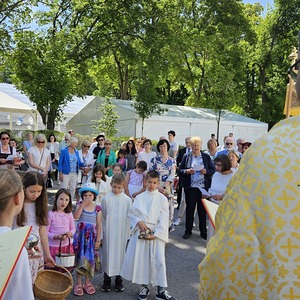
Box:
[47,177,53,188]
[55,234,75,269]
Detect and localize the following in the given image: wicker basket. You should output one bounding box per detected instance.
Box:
[55,234,75,268]
[33,265,73,300]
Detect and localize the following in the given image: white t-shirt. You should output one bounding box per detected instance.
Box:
[137,151,157,170]
[0,227,34,300]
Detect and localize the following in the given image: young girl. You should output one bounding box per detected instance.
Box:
[0,169,34,299]
[112,163,123,175]
[116,149,127,174]
[14,171,56,283]
[73,182,102,296]
[124,160,147,199]
[47,188,76,260]
[88,163,111,205]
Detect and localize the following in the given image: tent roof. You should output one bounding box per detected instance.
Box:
[0,83,95,116]
[109,99,266,124]
[0,90,33,114]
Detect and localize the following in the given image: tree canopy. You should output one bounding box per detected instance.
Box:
[1,0,299,129]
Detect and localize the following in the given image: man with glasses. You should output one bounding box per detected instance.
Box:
[216,137,235,157]
[58,133,71,154]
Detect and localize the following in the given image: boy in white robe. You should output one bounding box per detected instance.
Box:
[121,170,176,300]
[101,174,132,292]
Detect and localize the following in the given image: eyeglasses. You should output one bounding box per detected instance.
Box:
[83,145,90,148]
[105,143,112,145]
[37,141,45,144]
[1,137,9,140]
[98,139,104,141]
[215,163,222,167]
[226,143,233,146]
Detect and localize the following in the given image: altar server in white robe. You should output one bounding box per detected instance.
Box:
[121,170,177,300]
[101,174,132,292]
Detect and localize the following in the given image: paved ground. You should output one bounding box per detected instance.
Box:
[47,186,206,300]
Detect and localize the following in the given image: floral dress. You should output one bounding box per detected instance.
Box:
[73,202,101,278]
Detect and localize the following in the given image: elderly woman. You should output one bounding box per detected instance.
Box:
[207,154,235,241]
[150,139,176,231]
[78,140,95,184]
[227,149,239,171]
[179,136,215,240]
[58,137,84,201]
[96,139,116,176]
[27,133,51,183]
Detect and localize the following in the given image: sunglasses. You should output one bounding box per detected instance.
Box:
[226,143,233,145]
[98,139,104,141]
[37,141,45,144]
[83,145,90,148]
[105,143,112,145]
[1,137,9,140]
[215,163,222,167]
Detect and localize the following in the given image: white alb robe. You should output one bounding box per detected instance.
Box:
[101,192,132,276]
[121,189,169,287]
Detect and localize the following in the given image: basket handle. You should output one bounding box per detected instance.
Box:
[37,264,73,281]
[58,234,72,255]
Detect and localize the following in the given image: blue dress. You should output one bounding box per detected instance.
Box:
[73,202,101,278]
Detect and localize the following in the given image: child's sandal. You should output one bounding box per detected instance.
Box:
[83,283,96,295]
[74,284,84,296]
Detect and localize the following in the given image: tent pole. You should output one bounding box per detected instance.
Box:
[9,113,12,130]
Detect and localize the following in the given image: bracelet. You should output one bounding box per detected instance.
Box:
[96,240,101,243]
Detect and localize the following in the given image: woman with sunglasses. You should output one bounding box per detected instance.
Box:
[46,134,59,181]
[78,140,94,184]
[96,139,116,176]
[125,139,137,171]
[0,131,17,169]
[27,134,51,183]
[92,134,105,159]
[207,154,235,241]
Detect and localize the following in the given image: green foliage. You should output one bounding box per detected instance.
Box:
[11,31,86,130]
[91,98,119,138]
[1,0,299,131]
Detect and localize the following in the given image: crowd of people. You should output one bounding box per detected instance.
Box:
[0,128,253,300]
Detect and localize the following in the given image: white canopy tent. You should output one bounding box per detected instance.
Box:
[67,98,269,146]
[0,91,38,131]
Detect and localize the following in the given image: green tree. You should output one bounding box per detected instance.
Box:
[11,31,85,129]
[92,98,119,138]
[132,69,166,137]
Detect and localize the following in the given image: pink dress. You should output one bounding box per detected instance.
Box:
[47,211,76,260]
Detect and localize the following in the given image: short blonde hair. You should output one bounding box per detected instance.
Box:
[190,136,202,145]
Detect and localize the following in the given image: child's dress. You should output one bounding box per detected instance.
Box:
[117,157,127,174]
[13,202,43,283]
[73,202,101,278]
[127,169,145,198]
[47,211,76,260]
